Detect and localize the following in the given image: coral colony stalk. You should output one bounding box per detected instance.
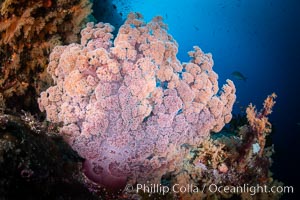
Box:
[38,13,236,190]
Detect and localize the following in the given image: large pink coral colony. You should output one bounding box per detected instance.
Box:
[38,13,236,189]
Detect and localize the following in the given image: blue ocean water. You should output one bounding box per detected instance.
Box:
[98,0,300,198]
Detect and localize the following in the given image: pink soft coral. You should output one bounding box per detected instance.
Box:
[38,13,236,190]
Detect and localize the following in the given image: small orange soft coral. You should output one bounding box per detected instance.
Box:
[43,0,52,8]
[246,93,276,156]
[0,0,93,111]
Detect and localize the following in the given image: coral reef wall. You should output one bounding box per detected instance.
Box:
[38,13,236,190]
[0,0,93,110]
[0,111,99,200]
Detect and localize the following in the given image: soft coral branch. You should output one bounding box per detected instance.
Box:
[246,93,277,156]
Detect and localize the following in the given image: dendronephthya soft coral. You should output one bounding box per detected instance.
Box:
[38,13,236,190]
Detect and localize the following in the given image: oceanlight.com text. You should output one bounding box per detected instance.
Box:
[124,183,294,196]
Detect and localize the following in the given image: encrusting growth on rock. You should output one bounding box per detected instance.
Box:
[0,0,93,110]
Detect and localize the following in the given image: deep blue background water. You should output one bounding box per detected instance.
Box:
[97,0,300,198]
